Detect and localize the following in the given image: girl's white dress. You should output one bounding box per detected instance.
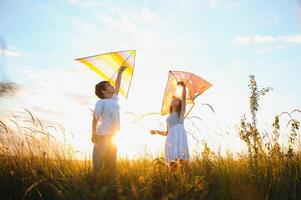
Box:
[165,112,190,163]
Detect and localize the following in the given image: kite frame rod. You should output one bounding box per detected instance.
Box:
[109,50,136,98]
[169,70,211,85]
[169,70,212,99]
[74,49,136,60]
[168,70,211,118]
[160,70,173,115]
[125,51,136,99]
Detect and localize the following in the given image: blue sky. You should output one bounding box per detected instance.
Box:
[0,0,301,157]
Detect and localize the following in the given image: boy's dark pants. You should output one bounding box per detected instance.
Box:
[92,134,117,199]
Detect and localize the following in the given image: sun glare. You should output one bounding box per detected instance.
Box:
[112,134,118,146]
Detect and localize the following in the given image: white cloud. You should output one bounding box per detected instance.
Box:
[256,45,283,53]
[71,6,200,59]
[68,0,200,57]
[96,7,165,32]
[134,9,163,26]
[207,0,240,10]
[235,34,301,45]
[2,48,32,57]
[228,59,241,66]
[208,0,218,7]
[273,14,280,22]
[236,35,276,45]
[67,0,109,8]
[286,34,301,43]
[2,49,22,57]
[67,0,77,4]
[72,18,98,33]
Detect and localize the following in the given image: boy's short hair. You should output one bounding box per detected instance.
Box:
[95,81,109,99]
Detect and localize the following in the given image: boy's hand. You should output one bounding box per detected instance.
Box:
[119,66,127,73]
[150,130,156,135]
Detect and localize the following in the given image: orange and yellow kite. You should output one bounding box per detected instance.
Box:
[75,50,136,98]
[161,71,212,116]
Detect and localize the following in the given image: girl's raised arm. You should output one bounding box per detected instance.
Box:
[178,81,186,118]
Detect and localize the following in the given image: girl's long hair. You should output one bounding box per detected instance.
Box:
[169,97,182,117]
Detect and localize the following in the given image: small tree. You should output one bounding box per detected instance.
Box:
[287,119,300,158]
[239,75,271,171]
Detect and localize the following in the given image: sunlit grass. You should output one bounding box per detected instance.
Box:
[1,109,301,200]
[1,76,301,200]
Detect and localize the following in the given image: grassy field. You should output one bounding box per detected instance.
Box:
[1,76,301,200]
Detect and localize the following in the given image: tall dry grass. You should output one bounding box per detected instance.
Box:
[1,75,301,200]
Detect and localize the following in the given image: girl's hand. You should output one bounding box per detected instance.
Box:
[119,66,127,73]
[150,130,156,135]
[177,81,186,87]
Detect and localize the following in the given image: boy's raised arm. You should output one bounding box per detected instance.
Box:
[115,66,127,96]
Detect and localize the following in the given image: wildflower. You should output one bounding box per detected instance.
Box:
[131,185,138,197]
[194,176,204,190]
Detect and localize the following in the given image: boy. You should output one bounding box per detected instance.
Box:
[92,66,126,190]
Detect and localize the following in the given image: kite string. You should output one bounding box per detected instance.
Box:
[131,112,161,124]
[185,103,195,118]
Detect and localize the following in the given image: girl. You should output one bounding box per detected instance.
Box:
[151,81,190,164]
